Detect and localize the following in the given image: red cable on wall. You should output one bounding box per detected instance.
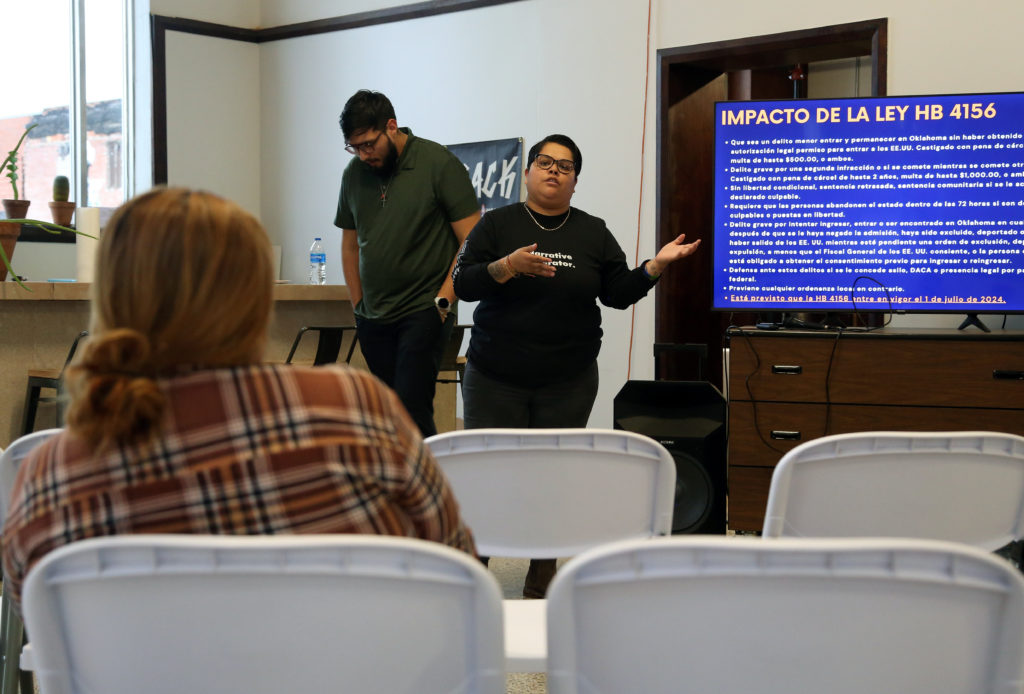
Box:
[626,0,653,381]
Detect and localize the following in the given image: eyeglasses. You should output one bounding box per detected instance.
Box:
[345,131,385,155]
[533,154,575,175]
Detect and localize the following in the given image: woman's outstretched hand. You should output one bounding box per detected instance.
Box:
[647,234,701,277]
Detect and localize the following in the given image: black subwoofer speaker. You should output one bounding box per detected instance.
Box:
[613,380,727,534]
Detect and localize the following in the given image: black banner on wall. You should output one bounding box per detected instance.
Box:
[448,137,523,214]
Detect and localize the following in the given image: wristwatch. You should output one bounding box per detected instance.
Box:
[434,296,451,315]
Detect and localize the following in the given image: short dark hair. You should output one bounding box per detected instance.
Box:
[339,90,396,139]
[527,134,582,177]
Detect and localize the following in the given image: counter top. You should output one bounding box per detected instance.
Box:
[0,282,90,300]
[0,282,350,302]
[0,285,356,446]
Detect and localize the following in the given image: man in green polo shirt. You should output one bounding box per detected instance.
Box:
[335,90,480,436]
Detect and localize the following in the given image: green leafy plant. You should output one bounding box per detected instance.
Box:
[0,218,96,291]
[3,123,38,200]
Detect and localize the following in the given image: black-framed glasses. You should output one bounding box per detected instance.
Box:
[345,131,385,155]
[533,154,575,174]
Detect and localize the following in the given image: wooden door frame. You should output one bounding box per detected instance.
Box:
[654,19,888,385]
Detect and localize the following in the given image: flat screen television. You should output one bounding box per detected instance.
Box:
[712,92,1024,323]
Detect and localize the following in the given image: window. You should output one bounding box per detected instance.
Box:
[106,141,123,189]
[0,0,130,219]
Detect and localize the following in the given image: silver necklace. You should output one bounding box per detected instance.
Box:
[523,203,571,231]
[379,176,395,207]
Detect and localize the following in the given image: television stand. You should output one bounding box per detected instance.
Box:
[725,327,1024,530]
[957,313,991,333]
[782,314,825,331]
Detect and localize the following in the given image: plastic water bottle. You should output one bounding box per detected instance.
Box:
[309,237,326,285]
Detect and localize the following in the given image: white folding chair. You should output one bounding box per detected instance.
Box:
[0,429,62,523]
[0,429,62,694]
[546,536,1024,694]
[762,431,1024,551]
[425,428,676,672]
[21,534,506,694]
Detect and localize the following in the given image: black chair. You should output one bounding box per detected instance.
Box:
[284,326,358,366]
[436,324,469,384]
[21,331,88,436]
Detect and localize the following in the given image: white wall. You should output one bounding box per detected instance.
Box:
[165,32,262,217]
[260,0,403,27]
[9,239,77,283]
[150,0,260,27]
[157,0,1024,427]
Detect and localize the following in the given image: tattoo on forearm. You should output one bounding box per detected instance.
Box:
[488,259,513,281]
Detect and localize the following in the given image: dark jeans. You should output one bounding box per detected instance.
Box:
[462,359,599,429]
[463,358,599,597]
[356,307,454,437]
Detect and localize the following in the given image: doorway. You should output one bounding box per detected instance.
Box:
[655,19,888,387]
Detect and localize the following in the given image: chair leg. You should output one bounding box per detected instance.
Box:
[16,663,30,694]
[55,381,68,428]
[20,384,41,437]
[0,591,8,691]
[0,592,23,694]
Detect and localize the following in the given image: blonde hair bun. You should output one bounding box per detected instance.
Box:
[65,329,166,448]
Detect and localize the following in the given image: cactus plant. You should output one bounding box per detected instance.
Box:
[49,175,75,225]
[53,175,70,202]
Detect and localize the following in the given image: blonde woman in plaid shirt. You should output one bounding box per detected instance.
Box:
[1,187,475,608]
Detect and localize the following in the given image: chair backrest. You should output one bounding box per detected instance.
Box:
[425,428,676,557]
[0,428,62,528]
[762,431,1024,549]
[437,324,468,373]
[546,536,1024,694]
[22,535,506,694]
[62,331,88,370]
[284,325,358,366]
[60,331,88,374]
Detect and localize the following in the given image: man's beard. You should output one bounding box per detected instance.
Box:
[370,137,400,177]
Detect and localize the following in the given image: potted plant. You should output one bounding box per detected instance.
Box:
[2,123,37,220]
[0,124,94,290]
[0,217,95,289]
[0,220,18,282]
[49,175,75,226]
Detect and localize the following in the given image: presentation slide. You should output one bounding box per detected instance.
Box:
[713,93,1024,313]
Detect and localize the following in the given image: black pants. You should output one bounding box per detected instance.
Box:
[463,359,599,597]
[356,307,454,437]
[461,359,599,429]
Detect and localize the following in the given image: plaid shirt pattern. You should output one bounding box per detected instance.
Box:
[2,364,475,607]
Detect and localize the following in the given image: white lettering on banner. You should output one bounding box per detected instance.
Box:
[466,156,520,201]
[498,157,519,199]
[449,138,522,210]
[471,162,498,198]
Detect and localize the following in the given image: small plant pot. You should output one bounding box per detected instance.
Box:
[49,201,76,226]
[2,199,30,219]
[0,220,20,281]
